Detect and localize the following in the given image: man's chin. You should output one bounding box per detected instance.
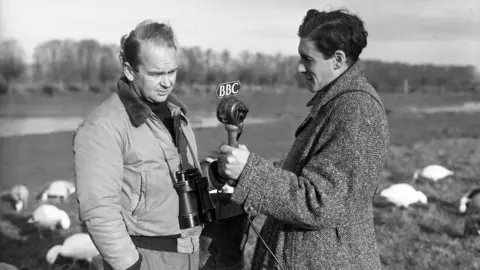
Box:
[306,84,318,93]
[150,95,169,103]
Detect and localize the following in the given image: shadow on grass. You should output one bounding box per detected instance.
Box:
[427,196,463,216]
[417,223,464,239]
[0,194,16,211]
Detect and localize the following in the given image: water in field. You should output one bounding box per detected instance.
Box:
[403,102,480,114]
[0,116,277,138]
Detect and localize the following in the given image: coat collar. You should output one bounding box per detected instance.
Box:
[116,76,188,127]
[306,60,365,116]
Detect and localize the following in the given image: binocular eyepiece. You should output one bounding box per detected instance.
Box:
[174,168,216,229]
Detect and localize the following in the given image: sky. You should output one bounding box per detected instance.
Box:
[1,0,479,70]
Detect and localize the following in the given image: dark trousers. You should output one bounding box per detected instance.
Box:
[199,195,249,270]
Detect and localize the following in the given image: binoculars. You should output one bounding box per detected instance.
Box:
[174,168,216,229]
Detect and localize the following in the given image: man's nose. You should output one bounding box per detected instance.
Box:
[297,62,306,74]
[159,75,172,88]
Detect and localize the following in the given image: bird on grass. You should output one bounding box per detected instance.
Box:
[459,188,480,213]
[39,180,75,202]
[1,185,29,212]
[413,165,454,183]
[27,204,71,232]
[46,233,99,267]
[379,183,428,208]
[0,262,18,270]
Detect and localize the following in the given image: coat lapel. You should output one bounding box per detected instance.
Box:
[294,113,313,138]
[307,60,364,118]
[294,61,364,138]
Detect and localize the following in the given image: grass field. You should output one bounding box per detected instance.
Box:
[1,89,480,269]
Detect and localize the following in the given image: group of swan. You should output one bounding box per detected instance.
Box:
[379,164,480,216]
[2,180,100,266]
[4,180,75,212]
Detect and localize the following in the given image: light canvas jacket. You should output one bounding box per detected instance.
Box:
[73,77,203,269]
[231,60,389,270]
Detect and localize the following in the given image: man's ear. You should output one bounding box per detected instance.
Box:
[333,50,347,70]
[123,62,135,81]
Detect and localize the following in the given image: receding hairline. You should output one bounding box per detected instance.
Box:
[135,20,178,46]
[136,40,178,72]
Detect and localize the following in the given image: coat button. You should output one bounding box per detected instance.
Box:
[247,206,254,212]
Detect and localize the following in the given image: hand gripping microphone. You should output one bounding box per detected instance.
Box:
[214,81,249,187]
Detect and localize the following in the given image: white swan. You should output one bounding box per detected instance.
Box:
[9,185,29,212]
[27,204,71,230]
[413,165,454,182]
[40,180,75,201]
[0,262,18,270]
[459,188,480,213]
[46,233,99,265]
[379,183,428,208]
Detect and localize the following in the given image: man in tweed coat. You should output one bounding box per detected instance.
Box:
[212,8,389,270]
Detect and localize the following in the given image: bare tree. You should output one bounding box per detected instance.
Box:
[0,39,26,94]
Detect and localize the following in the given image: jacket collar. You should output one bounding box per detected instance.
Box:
[306,60,365,116]
[116,76,188,127]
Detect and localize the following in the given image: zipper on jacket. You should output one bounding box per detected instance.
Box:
[132,172,145,218]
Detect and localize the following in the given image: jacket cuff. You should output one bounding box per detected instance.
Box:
[126,253,142,270]
[230,153,267,217]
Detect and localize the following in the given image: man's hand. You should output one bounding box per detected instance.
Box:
[218,144,250,180]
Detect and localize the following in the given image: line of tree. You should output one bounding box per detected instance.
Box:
[1,39,479,95]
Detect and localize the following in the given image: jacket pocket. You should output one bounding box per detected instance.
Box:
[335,225,351,260]
[335,227,341,243]
[132,172,148,218]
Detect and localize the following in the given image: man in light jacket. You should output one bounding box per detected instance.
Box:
[73,20,203,270]
[213,8,390,270]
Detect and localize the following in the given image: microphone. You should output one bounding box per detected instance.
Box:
[214,81,249,187]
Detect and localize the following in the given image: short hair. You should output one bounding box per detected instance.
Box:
[119,20,178,71]
[298,8,368,65]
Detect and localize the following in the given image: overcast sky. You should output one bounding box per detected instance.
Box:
[1,0,479,69]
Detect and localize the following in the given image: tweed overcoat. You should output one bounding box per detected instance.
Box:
[230,60,389,270]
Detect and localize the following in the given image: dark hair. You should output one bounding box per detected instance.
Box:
[119,20,178,71]
[298,8,368,65]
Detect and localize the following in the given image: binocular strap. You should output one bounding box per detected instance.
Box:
[153,114,200,185]
[174,114,201,175]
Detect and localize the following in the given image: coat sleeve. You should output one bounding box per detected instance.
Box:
[73,123,140,269]
[231,98,385,229]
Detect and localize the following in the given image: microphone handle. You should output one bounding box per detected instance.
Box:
[224,124,240,187]
[225,124,239,148]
